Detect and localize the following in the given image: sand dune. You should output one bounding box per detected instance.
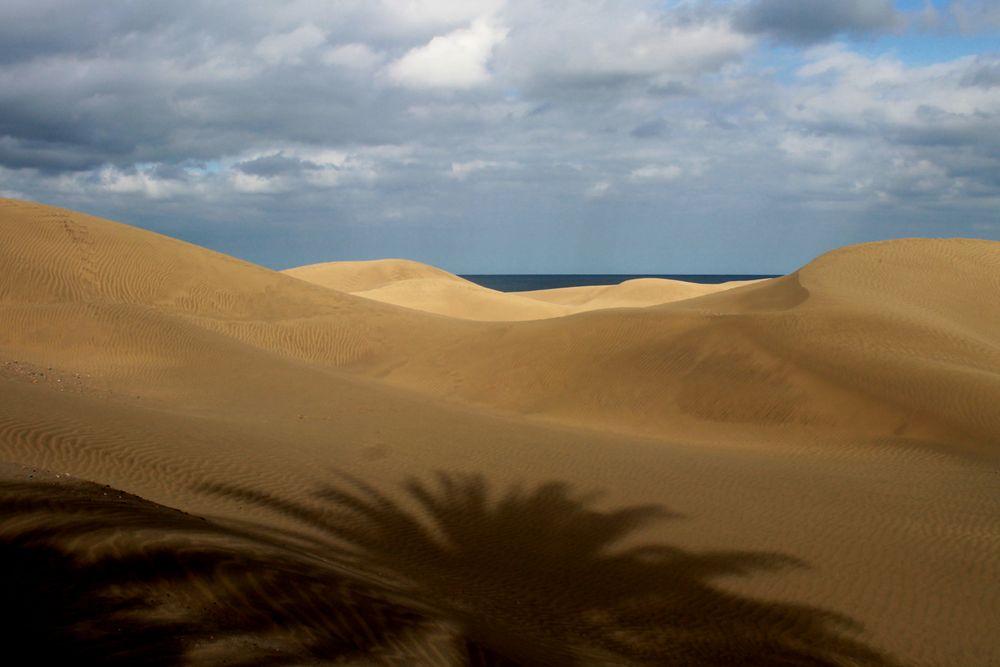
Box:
[353,277,574,321]
[286,258,575,320]
[521,276,758,309]
[2,198,999,665]
[287,259,755,320]
[285,257,468,293]
[362,256,1000,453]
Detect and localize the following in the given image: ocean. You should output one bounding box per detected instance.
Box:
[460,274,779,292]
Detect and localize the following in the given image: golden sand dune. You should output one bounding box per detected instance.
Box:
[0,199,477,373]
[285,257,466,293]
[521,276,757,310]
[353,277,574,321]
[2,199,999,665]
[287,259,754,320]
[287,258,574,320]
[365,251,1000,452]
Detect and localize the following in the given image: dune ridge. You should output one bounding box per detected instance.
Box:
[4,198,999,449]
[284,257,468,293]
[2,198,999,665]
[286,259,755,321]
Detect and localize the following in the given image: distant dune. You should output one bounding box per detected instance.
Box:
[285,259,753,320]
[2,198,999,665]
[285,257,468,293]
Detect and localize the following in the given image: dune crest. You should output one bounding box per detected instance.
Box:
[284,257,467,293]
[286,258,756,321]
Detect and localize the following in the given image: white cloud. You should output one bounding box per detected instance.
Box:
[96,166,192,199]
[230,171,280,193]
[255,24,326,65]
[629,164,683,182]
[385,18,507,89]
[587,180,611,198]
[375,0,504,31]
[321,43,383,70]
[789,46,1000,142]
[449,159,514,179]
[499,5,751,89]
[778,133,858,172]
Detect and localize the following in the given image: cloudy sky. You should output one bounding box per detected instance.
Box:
[1,0,999,272]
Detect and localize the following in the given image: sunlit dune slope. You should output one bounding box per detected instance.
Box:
[287,259,754,320]
[353,278,574,321]
[0,199,473,373]
[284,257,466,293]
[3,199,1000,451]
[286,259,575,320]
[521,277,758,310]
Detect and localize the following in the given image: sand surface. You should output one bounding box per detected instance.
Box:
[286,260,753,320]
[1,198,998,665]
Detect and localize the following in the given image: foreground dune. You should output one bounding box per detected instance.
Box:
[1,199,999,665]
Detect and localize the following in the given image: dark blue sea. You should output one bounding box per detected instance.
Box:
[461,274,779,292]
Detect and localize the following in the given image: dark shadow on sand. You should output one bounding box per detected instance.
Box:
[0,472,900,665]
[201,471,900,666]
[0,479,431,666]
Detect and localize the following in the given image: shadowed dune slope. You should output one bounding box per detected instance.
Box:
[369,250,1000,453]
[280,249,1000,450]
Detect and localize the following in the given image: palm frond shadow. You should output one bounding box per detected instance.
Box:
[202,471,901,666]
[0,479,438,666]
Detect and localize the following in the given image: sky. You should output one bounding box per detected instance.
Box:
[1,0,998,273]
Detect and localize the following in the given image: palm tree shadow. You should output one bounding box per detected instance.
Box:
[203,471,901,666]
[0,478,437,666]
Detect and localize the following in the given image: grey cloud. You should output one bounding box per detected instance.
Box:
[0,1,997,273]
[949,0,1000,32]
[236,154,317,177]
[646,81,697,98]
[735,0,899,44]
[630,120,668,139]
[0,136,107,172]
[962,60,1000,88]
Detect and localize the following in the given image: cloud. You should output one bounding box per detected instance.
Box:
[375,0,504,32]
[0,1,998,271]
[235,153,315,177]
[771,47,1000,207]
[961,58,1000,88]
[321,43,384,70]
[255,24,327,65]
[735,0,899,45]
[949,0,1000,32]
[630,120,669,139]
[449,159,515,179]
[385,18,507,89]
[93,165,196,199]
[629,164,683,182]
[586,180,611,198]
[499,5,751,93]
